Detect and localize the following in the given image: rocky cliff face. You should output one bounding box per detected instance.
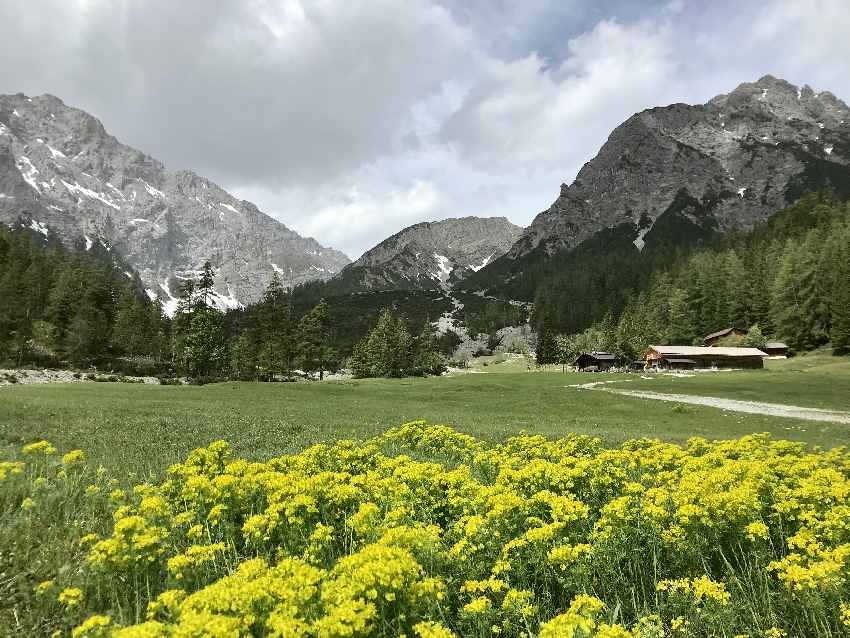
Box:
[0,93,349,313]
[507,75,850,260]
[338,216,523,290]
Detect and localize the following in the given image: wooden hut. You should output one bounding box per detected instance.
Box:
[704,327,748,346]
[664,358,697,371]
[574,352,618,371]
[645,345,767,370]
[763,341,789,358]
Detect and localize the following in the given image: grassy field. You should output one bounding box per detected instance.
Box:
[2,357,849,478]
[605,350,850,411]
[2,356,850,637]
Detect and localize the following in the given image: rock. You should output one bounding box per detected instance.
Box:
[0,93,350,312]
[505,75,850,260]
[337,216,523,291]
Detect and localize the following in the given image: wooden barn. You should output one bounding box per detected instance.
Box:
[763,341,789,358]
[645,345,767,370]
[704,327,748,346]
[574,351,618,371]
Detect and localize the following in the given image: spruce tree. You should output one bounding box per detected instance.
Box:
[183,306,226,381]
[830,237,850,354]
[298,299,332,379]
[413,320,446,376]
[198,261,216,308]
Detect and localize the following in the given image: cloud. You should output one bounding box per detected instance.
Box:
[0,0,473,187]
[236,177,443,260]
[2,0,850,260]
[439,19,681,175]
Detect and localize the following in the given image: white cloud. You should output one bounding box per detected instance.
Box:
[234,177,443,260]
[440,20,681,176]
[3,0,850,261]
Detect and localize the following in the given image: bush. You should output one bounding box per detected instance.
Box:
[4,424,847,637]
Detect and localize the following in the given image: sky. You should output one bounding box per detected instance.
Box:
[2,0,850,260]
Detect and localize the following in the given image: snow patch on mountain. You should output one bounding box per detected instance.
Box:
[433,254,454,284]
[61,179,121,211]
[29,220,49,236]
[16,156,40,192]
[469,252,495,272]
[0,92,350,305]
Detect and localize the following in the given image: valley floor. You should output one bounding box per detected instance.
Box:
[2,351,849,476]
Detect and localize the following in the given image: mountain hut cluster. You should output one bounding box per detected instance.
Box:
[574,326,789,372]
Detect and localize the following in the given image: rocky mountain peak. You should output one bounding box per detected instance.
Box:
[337,216,523,291]
[504,75,850,260]
[0,93,350,313]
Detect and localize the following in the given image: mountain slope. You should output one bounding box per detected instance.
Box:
[476,75,849,286]
[333,216,523,291]
[0,93,349,313]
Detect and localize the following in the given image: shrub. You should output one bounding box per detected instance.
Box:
[3,425,849,637]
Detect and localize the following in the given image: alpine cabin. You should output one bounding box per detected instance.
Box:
[645,345,767,370]
[763,341,790,358]
[574,352,618,371]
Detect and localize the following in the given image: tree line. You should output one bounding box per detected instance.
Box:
[0,228,449,380]
[534,192,850,364]
[0,228,165,370]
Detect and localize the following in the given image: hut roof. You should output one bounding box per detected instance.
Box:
[764,341,788,349]
[704,327,747,341]
[648,345,767,358]
[574,351,618,363]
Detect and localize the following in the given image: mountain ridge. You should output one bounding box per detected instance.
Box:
[332,215,523,292]
[498,75,850,266]
[0,92,350,312]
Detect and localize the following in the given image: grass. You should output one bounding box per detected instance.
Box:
[2,357,850,637]
[605,350,850,412]
[2,363,849,478]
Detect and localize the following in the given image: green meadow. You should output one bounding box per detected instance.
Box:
[2,352,849,478]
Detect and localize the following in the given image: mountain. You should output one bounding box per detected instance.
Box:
[495,75,850,266]
[332,216,523,291]
[0,93,349,313]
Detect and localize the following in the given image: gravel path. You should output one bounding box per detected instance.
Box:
[568,381,850,424]
[0,369,160,386]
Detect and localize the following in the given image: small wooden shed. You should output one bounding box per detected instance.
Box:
[574,352,618,371]
[763,341,789,357]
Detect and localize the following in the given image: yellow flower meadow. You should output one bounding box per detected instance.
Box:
[6,423,850,637]
[58,587,85,607]
[62,449,87,466]
[22,440,57,456]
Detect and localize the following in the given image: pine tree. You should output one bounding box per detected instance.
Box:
[771,240,808,350]
[198,262,216,308]
[830,233,850,354]
[183,306,227,381]
[231,331,260,380]
[112,287,146,356]
[349,309,413,378]
[298,299,333,379]
[724,250,750,326]
[666,287,693,345]
[413,320,446,376]
[257,274,296,377]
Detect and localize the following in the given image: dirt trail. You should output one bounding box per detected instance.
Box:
[568,381,850,424]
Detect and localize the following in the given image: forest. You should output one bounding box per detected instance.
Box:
[535,191,850,363]
[1,190,848,379]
